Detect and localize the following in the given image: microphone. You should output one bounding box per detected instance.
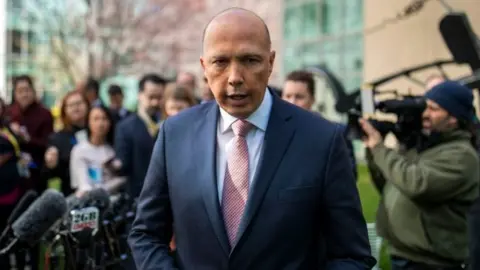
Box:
[6,190,38,226]
[76,188,111,213]
[43,189,110,243]
[0,190,37,244]
[69,188,111,269]
[0,189,67,255]
[66,193,82,210]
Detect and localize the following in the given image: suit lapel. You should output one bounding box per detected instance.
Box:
[234,97,295,250]
[135,114,157,141]
[195,103,230,255]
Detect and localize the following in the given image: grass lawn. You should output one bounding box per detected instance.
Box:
[357,164,391,270]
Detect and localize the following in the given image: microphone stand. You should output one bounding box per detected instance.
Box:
[73,228,96,270]
[46,235,62,270]
[0,238,19,256]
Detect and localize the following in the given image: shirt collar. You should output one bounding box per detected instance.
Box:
[219,88,272,133]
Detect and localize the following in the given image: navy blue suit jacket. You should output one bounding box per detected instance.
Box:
[128,94,376,270]
[114,114,157,198]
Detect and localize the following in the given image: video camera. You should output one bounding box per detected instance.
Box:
[305,12,479,150]
[347,87,426,150]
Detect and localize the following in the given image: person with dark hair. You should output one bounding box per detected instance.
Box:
[282,71,316,109]
[114,73,166,198]
[70,105,124,197]
[5,76,53,270]
[360,81,479,269]
[163,85,197,117]
[107,84,131,123]
[282,70,358,180]
[0,96,27,270]
[5,74,54,193]
[84,76,103,106]
[42,91,89,196]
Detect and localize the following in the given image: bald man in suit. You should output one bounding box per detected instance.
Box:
[129,8,375,270]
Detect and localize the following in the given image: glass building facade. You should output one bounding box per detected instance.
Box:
[283,0,363,92]
[6,0,86,106]
[283,0,364,153]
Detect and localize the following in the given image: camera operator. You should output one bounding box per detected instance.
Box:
[359,81,479,270]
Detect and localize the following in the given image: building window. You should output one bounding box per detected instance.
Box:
[283,0,364,120]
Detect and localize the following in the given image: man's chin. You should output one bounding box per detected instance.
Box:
[224,106,255,119]
[145,109,159,116]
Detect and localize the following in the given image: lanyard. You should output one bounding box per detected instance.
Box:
[0,127,21,157]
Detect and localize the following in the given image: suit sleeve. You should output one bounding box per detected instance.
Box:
[338,124,358,180]
[114,123,132,176]
[323,124,376,270]
[28,111,54,148]
[370,143,478,202]
[41,133,61,180]
[365,149,387,193]
[128,120,176,270]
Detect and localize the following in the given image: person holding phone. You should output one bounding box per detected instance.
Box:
[42,91,90,196]
[70,105,125,197]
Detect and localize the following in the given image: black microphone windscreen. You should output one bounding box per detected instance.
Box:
[11,189,67,246]
[66,194,81,210]
[80,188,110,211]
[7,190,38,225]
[440,12,480,70]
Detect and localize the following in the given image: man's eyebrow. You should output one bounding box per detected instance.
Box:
[237,53,263,58]
[210,55,228,60]
[211,53,263,58]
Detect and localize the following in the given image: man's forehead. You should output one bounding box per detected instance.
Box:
[202,8,271,52]
[427,99,441,109]
[205,46,266,57]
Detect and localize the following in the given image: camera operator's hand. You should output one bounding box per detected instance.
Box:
[359,118,382,148]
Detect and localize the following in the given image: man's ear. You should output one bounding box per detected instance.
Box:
[200,57,206,71]
[448,115,458,126]
[201,57,209,79]
[268,50,276,74]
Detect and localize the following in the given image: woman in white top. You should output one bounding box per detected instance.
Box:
[70,105,125,197]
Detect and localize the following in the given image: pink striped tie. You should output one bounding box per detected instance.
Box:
[222,119,253,246]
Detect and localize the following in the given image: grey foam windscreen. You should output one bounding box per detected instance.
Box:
[66,193,81,210]
[81,188,111,211]
[11,189,67,245]
[7,190,38,225]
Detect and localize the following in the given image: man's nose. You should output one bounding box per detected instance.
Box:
[422,109,429,118]
[228,63,244,87]
[150,100,160,107]
[285,97,296,104]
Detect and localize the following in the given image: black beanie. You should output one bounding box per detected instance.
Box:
[425,81,474,122]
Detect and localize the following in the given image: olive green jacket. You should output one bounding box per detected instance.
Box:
[369,130,479,266]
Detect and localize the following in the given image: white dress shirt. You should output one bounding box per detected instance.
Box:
[216,89,273,202]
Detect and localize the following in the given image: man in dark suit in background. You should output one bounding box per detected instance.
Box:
[114,74,166,198]
[129,7,375,270]
[107,84,131,124]
[282,70,358,179]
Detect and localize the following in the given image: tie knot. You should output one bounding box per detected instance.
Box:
[232,120,253,137]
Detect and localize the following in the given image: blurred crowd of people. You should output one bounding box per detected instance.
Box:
[0,63,479,270]
[0,71,210,269]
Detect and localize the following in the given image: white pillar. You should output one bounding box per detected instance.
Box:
[0,0,6,100]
